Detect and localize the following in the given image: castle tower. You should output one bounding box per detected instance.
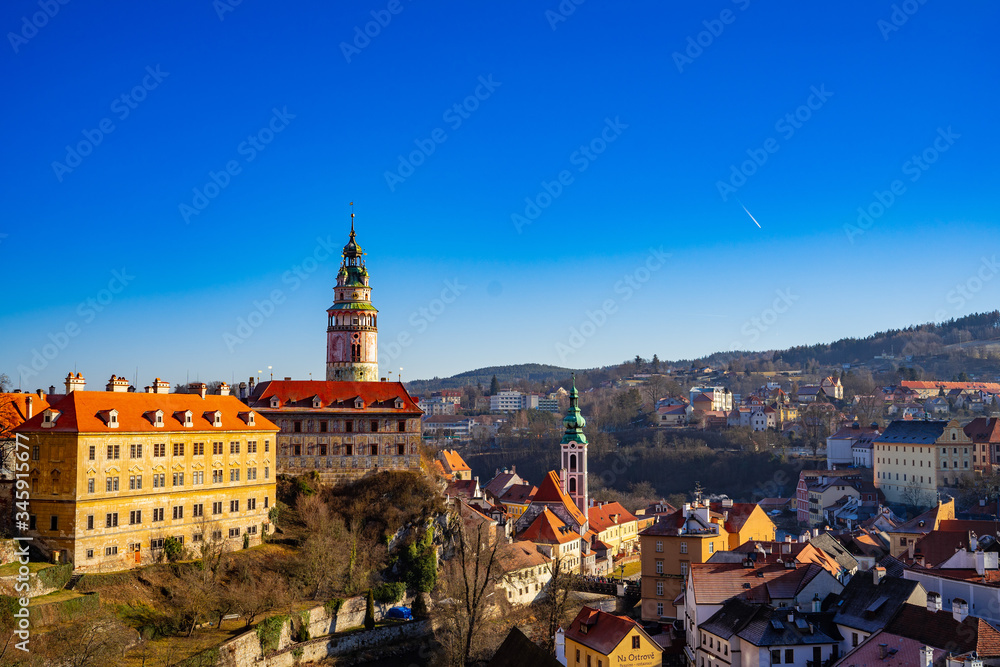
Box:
[326,214,379,382]
[560,375,588,525]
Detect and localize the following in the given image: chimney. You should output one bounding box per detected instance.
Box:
[25,395,33,419]
[48,385,55,395]
[239,382,247,400]
[153,378,170,395]
[219,382,230,396]
[908,540,915,561]
[927,592,942,612]
[878,644,888,660]
[919,646,933,667]
[976,551,987,576]
[872,566,886,586]
[812,527,819,538]
[65,372,86,394]
[970,532,979,552]
[35,389,44,400]
[952,598,969,623]
[195,383,207,399]
[106,374,129,392]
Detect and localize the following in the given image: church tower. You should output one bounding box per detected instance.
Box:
[326,214,379,382]
[560,375,588,526]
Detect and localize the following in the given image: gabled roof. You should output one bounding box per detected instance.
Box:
[484,471,520,498]
[0,393,52,435]
[518,508,579,545]
[843,630,944,666]
[832,573,921,634]
[737,606,840,647]
[446,479,480,499]
[15,391,277,434]
[487,627,561,667]
[884,605,1000,656]
[503,541,550,571]
[810,533,860,572]
[709,502,768,535]
[700,598,761,640]
[248,380,420,413]
[564,606,658,656]
[499,484,536,505]
[532,471,587,527]
[588,502,638,533]
[965,417,1000,444]
[440,449,471,473]
[689,562,826,606]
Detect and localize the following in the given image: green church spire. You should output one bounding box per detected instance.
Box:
[561,374,587,445]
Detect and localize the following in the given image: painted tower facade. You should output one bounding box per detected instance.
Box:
[326,217,379,382]
[560,376,588,528]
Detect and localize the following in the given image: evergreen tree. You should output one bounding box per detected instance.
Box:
[651,354,660,373]
[364,589,375,630]
[489,375,500,395]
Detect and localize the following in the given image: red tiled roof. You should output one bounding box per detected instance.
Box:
[532,471,587,527]
[689,562,825,606]
[0,392,52,435]
[845,631,944,666]
[14,391,276,434]
[884,605,994,655]
[588,502,638,533]
[499,484,536,505]
[565,607,654,656]
[965,417,1000,444]
[902,380,1000,394]
[446,479,479,499]
[518,508,580,545]
[248,379,421,413]
[503,541,550,571]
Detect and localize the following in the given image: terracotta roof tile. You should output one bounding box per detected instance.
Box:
[517,508,579,545]
[249,379,421,412]
[564,606,657,656]
[532,471,587,527]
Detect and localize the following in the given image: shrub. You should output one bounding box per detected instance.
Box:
[372,582,405,605]
[243,533,250,550]
[38,563,73,590]
[324,598,344,616]
[411,592,429,620]
[256,614,288,653]
[163,537,183,563]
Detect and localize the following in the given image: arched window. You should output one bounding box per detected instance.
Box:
[569,454,577,472]
[569,478,577,493]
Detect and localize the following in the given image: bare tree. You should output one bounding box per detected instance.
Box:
[30,607,136,667]
[297,494,347,598]
[540,556,574,655]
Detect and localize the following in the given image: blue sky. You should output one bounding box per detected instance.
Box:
[1,0,997,389]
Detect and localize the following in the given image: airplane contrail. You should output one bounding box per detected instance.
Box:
[739,201,761,228]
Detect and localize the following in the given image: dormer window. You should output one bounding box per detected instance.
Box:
[42,409,61,428]
[312,396,322,409]
[394,398,404,409]
[270,397,280,409]
[97,409,120,428]
[155,410,163,427]
[240,411,256,426]
[207,411,222,427]
[175,410,193,427]
[354,398,364,410]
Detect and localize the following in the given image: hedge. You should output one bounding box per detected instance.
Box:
[38,562,73,590]
[256,614,288,653]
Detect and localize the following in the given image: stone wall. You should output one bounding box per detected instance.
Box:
[213,592,425,667]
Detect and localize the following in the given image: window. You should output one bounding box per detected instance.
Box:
[152,508,164,522]
[49,516,58,531]
[173,443,184,457]
[655,540,663,553]
[29,515,35,530]
[105,546,118,556]
[213,441,223,455]
[193,442,204,456]
[150,538,164,550]
[264,440,269,452]
[398,420,406,432]
[785,649,793,663]
[771,650,781,664]
[680,542,688,554]
[656,560,663,574]
[852,632,859,647]
[248,440,257,453]
[192,533,203,543]
[371,420,379,433]
[345,420,353,433]
[86,549,93,559]
[709,542,715,553]
[173,472,184,487]
[212,530,222,541]
[229,527,241,538]
[153,443,165,457]
[656,581,664,596]
[129,510,141,525]
[107,444,120,459]
[293,421,302,433]
[193,503,204,517]
[106,477,119,492]
[212,502,222,515]
[172,506,183,520]
[213,470,223,483]
[106,513,118,528]
[87,515,94,530]
[293,444,301,456]
[153,473,165,488]
[88,445,96,461]
[230,500,239,512]
[230,441,240,454]
[193,471,204,485]
[656,602,663,617]
[129,475,142,490]
[247,467,256,481]
[87,478,95,494]
[264,496,269,508]
[247,525,257,535]
[130,443,142,458]
[681,562,689,577]
[230,469,240,482]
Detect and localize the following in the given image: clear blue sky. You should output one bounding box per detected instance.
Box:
[2,0,997,389]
